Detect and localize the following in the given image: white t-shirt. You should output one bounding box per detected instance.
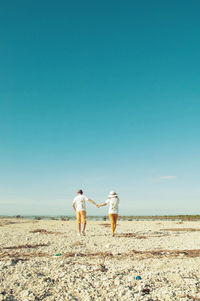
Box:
[105,197,119,214]
[73,195,88,211]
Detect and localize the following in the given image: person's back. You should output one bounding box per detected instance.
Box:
[106,197,119,214]
[73,194,88,212]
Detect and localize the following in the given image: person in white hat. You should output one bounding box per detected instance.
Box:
[97,191,119,236]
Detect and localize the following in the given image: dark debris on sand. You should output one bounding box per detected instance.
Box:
[29,229,63,235]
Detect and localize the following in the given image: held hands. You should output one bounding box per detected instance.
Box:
[95,204,101,208]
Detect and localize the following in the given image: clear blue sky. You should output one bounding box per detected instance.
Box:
[0,0,200,216]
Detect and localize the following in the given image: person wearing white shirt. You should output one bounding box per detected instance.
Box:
[98,191,119,236]
[72,189,97,236]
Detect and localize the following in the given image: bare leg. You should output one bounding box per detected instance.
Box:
[82,211,87,235]
[82,222,86,235]
[76,212,81,235]
[78,223,81,234]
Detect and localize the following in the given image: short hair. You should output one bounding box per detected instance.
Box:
[77,189,83,194]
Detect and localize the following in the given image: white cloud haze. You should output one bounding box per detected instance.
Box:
[160,176,177,180]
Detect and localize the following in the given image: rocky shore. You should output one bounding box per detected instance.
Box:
[1,218,200,300]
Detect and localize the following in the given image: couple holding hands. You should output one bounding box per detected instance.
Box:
[72,189,119,236]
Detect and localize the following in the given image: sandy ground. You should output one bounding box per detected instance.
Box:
[1,218,200,301]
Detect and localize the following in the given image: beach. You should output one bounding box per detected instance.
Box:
[1,218,200,301]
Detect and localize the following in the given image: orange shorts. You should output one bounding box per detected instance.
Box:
[76,211,86,223]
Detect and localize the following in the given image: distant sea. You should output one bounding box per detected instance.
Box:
[0,215,107,221]
[1,215,199,221]
[0,215,122,221]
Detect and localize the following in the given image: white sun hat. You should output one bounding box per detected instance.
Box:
[108,191,118,198]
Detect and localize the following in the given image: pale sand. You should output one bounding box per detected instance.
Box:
[1,219,200,300]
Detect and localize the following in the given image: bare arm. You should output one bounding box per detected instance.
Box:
[72,203,76,212]
[87,198,98,207]
[98,202,107,208]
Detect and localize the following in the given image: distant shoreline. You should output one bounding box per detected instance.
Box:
[0,215,200,221]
